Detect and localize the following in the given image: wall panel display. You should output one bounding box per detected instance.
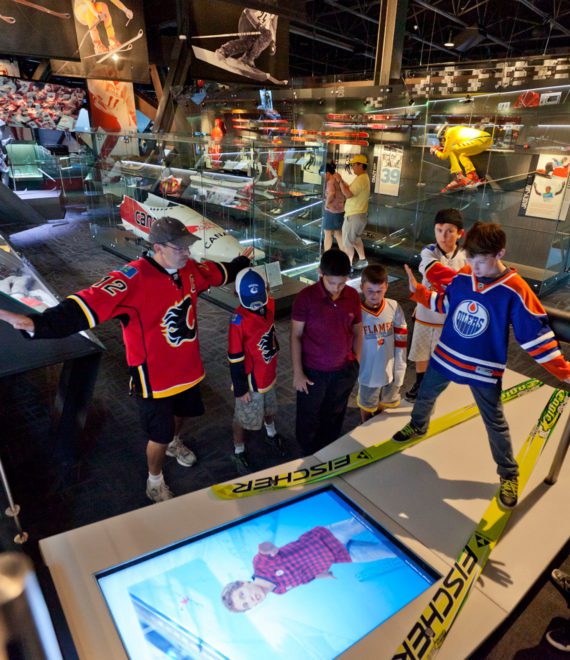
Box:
[87,79,137,158]
[0,0,79,59]
[519,153,570,221]
[189,2,289,85]
[0,77,85,130]
[372,145,403,197]
[0,59,19,77]
[72,0,149,82]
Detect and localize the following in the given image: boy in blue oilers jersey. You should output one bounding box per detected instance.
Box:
[228,268,281,475]
[392,222,570,510]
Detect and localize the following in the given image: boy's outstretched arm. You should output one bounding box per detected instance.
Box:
[404,264,418,292]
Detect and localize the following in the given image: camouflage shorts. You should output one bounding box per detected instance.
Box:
[234,388,278,431]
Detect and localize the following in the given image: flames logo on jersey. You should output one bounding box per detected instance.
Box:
[161,295,196,347]
[258,325,278,364]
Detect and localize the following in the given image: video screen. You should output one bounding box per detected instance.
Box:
[96,487,438,659]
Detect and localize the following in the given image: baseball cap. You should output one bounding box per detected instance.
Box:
[148,216,195,247]
[350,154,368,165]
[235,268,268,311]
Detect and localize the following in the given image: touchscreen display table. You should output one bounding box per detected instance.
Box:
[96,487,438,659]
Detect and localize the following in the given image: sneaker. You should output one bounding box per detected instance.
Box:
[354,259,369,270]
[498,476,518,509]
[392,422,424,443]
[441,173,469,193]
[166,438,197,467]
[465,171,482,187]
[233,451,250,476]
[405,381,421,402]
[546,625,570,652]
[146,479,174,503]
[552,568,570,596]
[265,432,286,456]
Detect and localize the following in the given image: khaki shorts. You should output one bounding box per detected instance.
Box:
[408,323,442,362]
[342,213,367,250]
[234,388,278,431]
[357,382,401,412]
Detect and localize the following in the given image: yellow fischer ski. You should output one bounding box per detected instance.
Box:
[393,387,569,660]
[212,378,543,499]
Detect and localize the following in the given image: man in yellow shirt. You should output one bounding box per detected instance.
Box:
[431,124,492,193]
[335,154,370,269]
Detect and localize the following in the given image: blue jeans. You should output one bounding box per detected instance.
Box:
[411,367,518,479]
[327,519,395,563]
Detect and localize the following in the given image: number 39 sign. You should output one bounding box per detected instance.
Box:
[372,145,403,197]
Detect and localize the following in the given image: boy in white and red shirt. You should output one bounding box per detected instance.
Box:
[358,264,407,422]
[228,268,281,474]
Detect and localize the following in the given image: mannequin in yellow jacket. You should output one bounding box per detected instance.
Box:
[430,125,492,192]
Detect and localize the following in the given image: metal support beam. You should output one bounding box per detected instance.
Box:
[31,60,50,81]
[152,0,193,133]
[517,0,570,37]
[412,0,515,50]
[374,0,409,86]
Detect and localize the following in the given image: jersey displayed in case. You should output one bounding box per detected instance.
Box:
[415,243,467,327]
[413,266,570,386]
[30,255,247,398]
[359,299,407,388]
[228,297,279,396]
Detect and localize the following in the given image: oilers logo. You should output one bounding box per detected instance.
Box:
[452,300,489,338]
[258,325,279,364]
[161,295,196,347]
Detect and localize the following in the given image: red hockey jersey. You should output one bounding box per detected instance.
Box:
[32,255,248,398]
[228,297,279,396]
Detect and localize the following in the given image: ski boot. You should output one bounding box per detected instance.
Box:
[465,171,483,188]
[441,172,470,193]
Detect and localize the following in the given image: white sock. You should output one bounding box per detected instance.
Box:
[234,444,245,454]
[265,421,276,437]
[148,472,164,485]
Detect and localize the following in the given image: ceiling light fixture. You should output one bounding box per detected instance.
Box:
[444,31,455,48]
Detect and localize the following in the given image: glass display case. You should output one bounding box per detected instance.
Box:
[75,131,326,298]
[313,87,570,296]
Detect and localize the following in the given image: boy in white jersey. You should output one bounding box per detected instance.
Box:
[357,265,407,423]
[405,208,467,402]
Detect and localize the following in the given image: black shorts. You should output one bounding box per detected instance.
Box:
[135,385,205,444]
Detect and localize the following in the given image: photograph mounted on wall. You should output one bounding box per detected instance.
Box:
[519,153,570,221]
[71,0,149,82]
[189,0,289,85]
[0,0,79,59]
[0,77,85,130]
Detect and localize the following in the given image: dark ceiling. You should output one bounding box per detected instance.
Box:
[289,0,570,80]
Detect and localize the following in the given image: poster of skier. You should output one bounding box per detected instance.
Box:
[72,0,149,82]
[189,0,289,85]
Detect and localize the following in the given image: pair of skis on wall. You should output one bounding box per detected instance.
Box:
[211,378,569,658]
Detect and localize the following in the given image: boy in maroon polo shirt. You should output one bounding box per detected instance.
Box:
[291,249,362,454]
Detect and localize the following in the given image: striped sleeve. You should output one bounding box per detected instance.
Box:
[509,277,570,381]
[410,283,449,315]
[393,303,408,387]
